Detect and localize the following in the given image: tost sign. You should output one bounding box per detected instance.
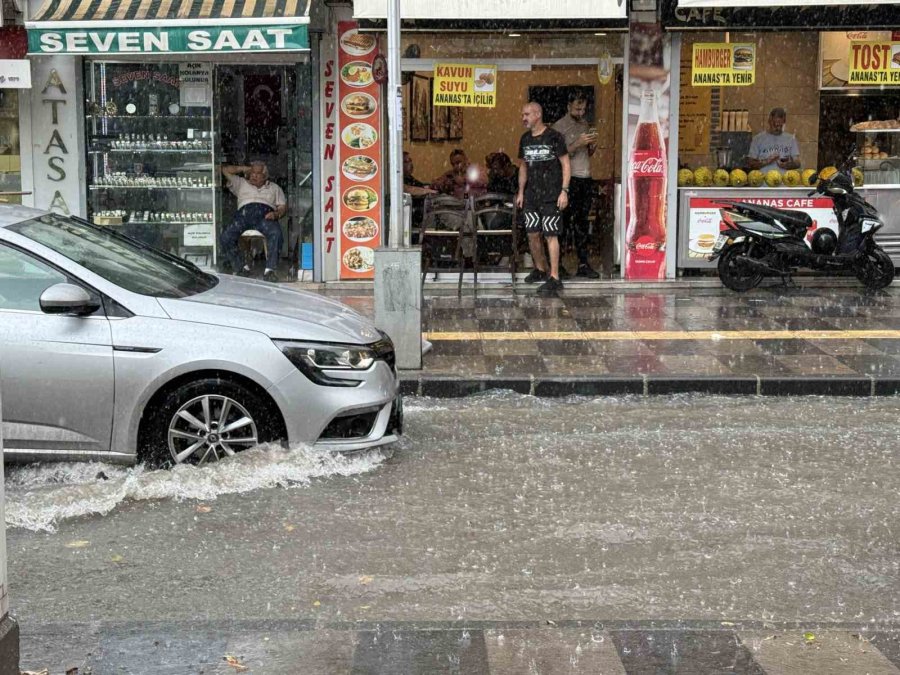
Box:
[27,25,309,55]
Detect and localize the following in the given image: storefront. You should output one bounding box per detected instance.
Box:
[0,27,28,205]
[663,0,900,269]
[329,0,629,281]
[24,0,318,275]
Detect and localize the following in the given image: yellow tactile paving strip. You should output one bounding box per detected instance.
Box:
[425,330,900,341]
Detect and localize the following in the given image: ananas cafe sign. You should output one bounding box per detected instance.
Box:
[27,25,308,55]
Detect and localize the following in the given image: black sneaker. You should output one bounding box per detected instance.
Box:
[576,263,600,279]
[558,267,572,280]
[523,268,548,283]
[537,277,563,296]
[263,270,280,283]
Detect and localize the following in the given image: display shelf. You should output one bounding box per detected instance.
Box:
[86,115,212,120]
[90,185,212,190]
[88,148,212,154]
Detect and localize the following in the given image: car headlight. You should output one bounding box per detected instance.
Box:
[861,218,883,234]
[274,340,376,387]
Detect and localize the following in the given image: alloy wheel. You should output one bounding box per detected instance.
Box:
[167,394,259,465]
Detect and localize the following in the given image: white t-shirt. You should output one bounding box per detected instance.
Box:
[227,175,286,210]
[749,131,800,174]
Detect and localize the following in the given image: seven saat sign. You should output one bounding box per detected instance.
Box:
[432,64,497,108]
[28,25,309,54]
[848,41,900,85]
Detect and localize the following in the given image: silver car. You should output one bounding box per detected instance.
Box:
[0,205,402,467]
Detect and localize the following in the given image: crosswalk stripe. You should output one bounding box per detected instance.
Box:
[484,629,626,674]
[740,631,900,675]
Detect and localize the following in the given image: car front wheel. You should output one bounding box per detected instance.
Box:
[140,377,283,468]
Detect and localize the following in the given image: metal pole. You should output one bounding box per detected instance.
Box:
[0,377,20,673]
[387,0,403,248]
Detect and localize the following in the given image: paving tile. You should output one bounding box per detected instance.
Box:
[474,307,525,320]
[654,354,734,375]
[423,356,490,375]
[754,339,827,355]
[525,318,581,332]
[610,630,765,675]
[482,355,547,375]
[429,341,484,357]
[835,355,900,377]
[561,295,612,308]
[775,355,859,375]
[573,317,617,331]
[352,629,489,675]
[588,341,656,356]
[480,340,541,356]
[426,318,480,333]
[602,355,665,374]
[740,631,900,675]
[521,305,574,319]
[701,340,767,356]
[484,628,625,674]
[536,340,601,356]
[866,339,900,354]
[643,340,717,355]
[806,339,887,356]
[540,356,610,375]
[477,318,529,332]
[768,318,839,331]
[716,355,791,376]
[874,317,900,329]
[868,631,900,669]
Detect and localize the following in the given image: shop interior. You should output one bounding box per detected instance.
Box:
[84,60,313,275]
[399,32,625,276]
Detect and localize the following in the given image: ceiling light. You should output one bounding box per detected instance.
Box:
[594,32,607,36]
[508,33,521,37]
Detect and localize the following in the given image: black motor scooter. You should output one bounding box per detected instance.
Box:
[708,155,895,292]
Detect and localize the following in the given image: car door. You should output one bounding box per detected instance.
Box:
[0,242,114,456]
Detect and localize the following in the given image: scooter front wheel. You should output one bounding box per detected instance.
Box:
[856,248,895,290]
[717,243,764,292]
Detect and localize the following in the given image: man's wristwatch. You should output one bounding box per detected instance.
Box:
[562,186,569,192]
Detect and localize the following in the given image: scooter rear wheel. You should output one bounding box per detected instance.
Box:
[856,248,895,290]
[717,242,764,292]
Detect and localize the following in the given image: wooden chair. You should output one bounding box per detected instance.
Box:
[419,206,470,296]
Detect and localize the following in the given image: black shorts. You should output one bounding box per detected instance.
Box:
[523,203,562,237]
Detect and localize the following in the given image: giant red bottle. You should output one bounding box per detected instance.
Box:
[625,88,667,279]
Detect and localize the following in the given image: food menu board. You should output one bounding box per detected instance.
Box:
[337,21,382,279]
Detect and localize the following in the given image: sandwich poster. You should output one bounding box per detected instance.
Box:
[432,63,497,108]
[847,41,900,85]
[337,21,383,279]
[691,43,755,86]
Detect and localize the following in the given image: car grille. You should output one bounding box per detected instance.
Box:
[320,409,379,440]
[370,336,396,371]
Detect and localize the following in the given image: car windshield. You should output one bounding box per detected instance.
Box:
[9,213,218,298]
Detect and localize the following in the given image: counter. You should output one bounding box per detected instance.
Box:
[677,185,900,269]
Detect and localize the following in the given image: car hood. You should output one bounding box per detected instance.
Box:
[157,276,382,344]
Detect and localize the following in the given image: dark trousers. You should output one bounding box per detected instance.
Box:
[220,203,283,272]
[565,176,594,265]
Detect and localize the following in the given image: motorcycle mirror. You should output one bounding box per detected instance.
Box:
[827,186,848,196]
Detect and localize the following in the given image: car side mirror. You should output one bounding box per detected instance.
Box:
[39,283,101,316]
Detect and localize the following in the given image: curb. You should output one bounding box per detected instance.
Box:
[399,374,900,397]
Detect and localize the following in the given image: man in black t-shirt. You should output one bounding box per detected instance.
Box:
[517,101,571,296]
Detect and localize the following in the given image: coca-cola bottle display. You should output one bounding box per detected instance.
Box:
[626,88,667,279]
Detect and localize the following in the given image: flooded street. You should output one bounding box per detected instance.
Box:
[7,392,899,634]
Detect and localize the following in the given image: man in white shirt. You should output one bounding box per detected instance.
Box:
[747,107,800,175]
[221,161,287,282]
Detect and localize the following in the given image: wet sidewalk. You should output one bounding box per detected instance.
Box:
[299,279,900,396]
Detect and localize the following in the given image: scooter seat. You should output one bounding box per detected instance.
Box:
[778,209,813,232]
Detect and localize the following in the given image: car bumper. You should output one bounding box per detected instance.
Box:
[268,361,402,452]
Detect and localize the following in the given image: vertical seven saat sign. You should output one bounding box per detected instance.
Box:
[848,41,900,86]
[432,64,497,107]
[691,43,755,87]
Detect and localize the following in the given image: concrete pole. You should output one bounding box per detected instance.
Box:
[0,379,20,673]
[374,0,424,369]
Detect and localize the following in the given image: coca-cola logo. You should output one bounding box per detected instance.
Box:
[631,156,665,176]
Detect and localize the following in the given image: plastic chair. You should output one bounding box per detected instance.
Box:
[239,229,268,270]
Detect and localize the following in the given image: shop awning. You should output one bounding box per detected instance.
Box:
[353,0,626,21]
[677,0,893,6]
[27,0,311,54]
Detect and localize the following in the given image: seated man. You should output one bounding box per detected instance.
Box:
[220,161,286,282]
[432,149,487,200]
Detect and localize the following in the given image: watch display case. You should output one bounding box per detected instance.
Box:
[85,62,217,268]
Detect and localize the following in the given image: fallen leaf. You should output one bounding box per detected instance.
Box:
[110,555,124,563]
[284,524,295,532]
[223,655,249,672]
[196,505,212,513]
[358,575,374,585]
[358,605,371,610]
[720,621,735,627]
[313,600,321,607]
[65,540,90,549]
[803,632,816,643]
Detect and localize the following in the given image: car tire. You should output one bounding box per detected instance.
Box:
[140,376,284,469]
